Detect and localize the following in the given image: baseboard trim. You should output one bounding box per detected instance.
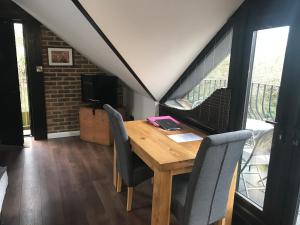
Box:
[47,131,80,139]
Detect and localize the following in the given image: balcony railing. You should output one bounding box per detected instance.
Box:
[185,79,228,108]
[247,82,279,122]
[184,79,279,122]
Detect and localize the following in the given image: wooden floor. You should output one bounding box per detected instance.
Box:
[0,137,160,225]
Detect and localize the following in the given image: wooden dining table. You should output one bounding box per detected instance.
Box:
[113,120,237,225]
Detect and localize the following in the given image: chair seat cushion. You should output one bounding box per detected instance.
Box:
[171,173,190,223]
[132,154,153,187]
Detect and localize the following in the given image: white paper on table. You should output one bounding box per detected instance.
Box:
[167,133,203,143]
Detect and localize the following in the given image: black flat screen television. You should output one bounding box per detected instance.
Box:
[81,74,118,108]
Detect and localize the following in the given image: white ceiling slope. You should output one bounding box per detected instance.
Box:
[79,0,244,100]
[12,0,148,96]
[13,0,243,101]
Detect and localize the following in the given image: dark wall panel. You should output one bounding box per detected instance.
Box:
[0,20,24,146]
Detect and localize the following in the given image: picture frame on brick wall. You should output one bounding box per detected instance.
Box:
[48,48,73,66]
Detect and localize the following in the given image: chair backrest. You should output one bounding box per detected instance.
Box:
[183,130,252,225]
[103,104,133,185]
[252,128,274,156]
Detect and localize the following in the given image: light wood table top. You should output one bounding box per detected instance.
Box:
[124,120,207,172]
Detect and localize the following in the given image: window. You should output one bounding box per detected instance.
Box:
[165,29,233,110]
[183,55,230,109]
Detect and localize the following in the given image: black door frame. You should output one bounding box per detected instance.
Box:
[231,1,300,225]
[23,20,47,140]
[0,19,24,146]
[265,5,300,225]
[0,0,47,140]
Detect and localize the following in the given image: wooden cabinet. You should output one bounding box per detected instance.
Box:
[79,107,113,146]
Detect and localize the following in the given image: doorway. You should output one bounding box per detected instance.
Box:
[0,19,47,146]
[0,0,48,146]
[237,26,290,208]
[0,20,24,146]
[14,23,31,137]
[233,6,300,223]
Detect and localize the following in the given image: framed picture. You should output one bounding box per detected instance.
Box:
[48,48,73,66]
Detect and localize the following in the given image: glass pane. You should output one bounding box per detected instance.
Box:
[237,26,290,208]
[182,55,230,109]
[165,29,233,110]
[165,54,230,110]
[14,23,31,136]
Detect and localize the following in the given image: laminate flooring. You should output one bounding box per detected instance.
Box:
[0,137,159,225]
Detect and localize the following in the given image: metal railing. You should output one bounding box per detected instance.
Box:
[247,82,279,122]
[184,80,279,122]
[185,80,228,107]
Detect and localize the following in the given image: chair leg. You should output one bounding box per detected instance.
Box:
[116,172,122,193]
[126,187,133,212]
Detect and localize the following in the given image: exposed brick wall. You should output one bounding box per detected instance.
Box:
[40,26,104,133]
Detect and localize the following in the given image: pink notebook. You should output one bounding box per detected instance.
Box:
[147,116,180,127]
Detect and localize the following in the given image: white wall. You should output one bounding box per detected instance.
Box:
[123,86,157,120]
[79,0,244,100]
[12,0,148,97]
[14,0,244,101]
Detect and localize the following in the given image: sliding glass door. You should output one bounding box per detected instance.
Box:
[235,5,300,225]
[237,26,290,208]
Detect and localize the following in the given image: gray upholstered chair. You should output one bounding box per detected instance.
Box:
[171,130,252,225]
[103,104,153,211]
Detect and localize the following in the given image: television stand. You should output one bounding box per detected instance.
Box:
[79,106,124,146]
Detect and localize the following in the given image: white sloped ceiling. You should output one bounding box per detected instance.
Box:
[13,0,244,100]
[12,0,148,97]
[78,0,244,100]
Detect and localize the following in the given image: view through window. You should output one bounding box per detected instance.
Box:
[14,23,31,136]
[237,26,290,208]
[165,29,233,110]
[183,55,230,109]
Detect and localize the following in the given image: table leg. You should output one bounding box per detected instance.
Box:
[116,172,122,192]
[215,167,238,225]
[113,142,117,189]
[217,218,226,225]
[151,169,172,225]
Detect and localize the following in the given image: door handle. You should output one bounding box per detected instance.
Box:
[265,120,278,126]
[290,129,300,147]
[278,132,286,144]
